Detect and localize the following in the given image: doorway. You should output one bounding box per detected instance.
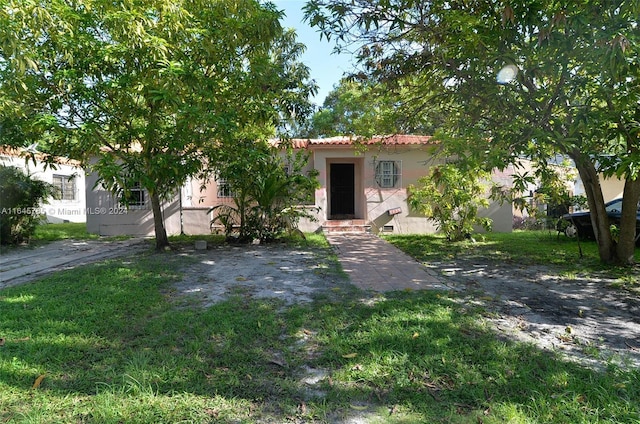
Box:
[329,163,355,218]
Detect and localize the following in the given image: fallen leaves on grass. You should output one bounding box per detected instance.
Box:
[32,374,46,389]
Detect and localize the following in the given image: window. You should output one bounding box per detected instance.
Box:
[52,175,76,200]
[216,176,234,198]
[117,181,147,209]
[375,160,401,188]
[128,181,146,207]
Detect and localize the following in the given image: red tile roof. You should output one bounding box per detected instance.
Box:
[284,135,435,149]
[0,146,81,166]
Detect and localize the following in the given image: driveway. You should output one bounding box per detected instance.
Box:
[2,234,639,370]
[0,238,147,289]
[429,256,640,370]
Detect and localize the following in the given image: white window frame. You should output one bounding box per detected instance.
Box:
[375,160,402,188]
[216,174,234,198]
[52,174,76,201]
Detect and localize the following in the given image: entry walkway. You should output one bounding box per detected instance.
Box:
[0,238,147,289]
[2,234,448,293]
[326,233,449,292]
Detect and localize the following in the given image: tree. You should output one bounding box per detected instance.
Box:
[408,164,493,241]
[211,140,318,242]
[299,78,438,138]
[0,0,316,250]
[0,166,56,245]
[304,0,640,264]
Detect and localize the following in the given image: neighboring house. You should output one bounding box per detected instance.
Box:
[0,147,87,223]
[574,175,624,204]
[85,135,513,236]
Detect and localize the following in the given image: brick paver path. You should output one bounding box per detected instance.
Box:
[326,233,449,292]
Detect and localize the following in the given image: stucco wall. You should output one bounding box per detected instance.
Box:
[1,152,87,223]
[300,143,513,235]
[85,141,515,237]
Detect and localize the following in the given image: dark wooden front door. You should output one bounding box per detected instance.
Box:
[330,163,355,218]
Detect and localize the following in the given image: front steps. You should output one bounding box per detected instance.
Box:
[322,219,371,234]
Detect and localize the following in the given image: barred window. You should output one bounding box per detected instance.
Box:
[117,181,148,209]
[128,181,146,207]
[52,175,76,200]
[216,176,234,198]
[375,161,401,188]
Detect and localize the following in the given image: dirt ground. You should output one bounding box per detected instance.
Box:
[427,257,640,370]
[169,242,640,371]
[2,238,639,372]
[171,242,353,308]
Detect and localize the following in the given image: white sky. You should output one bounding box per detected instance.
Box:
[273,0,356,105]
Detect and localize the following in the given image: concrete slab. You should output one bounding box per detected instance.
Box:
[0,238,147,289]
[326,233,450,292]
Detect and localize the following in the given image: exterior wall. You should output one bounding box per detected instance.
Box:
[85,140,515,237]
[599,176,624,202]
[85,172,215,236]
[574,175,624,203]
[298,143,513,234]
[1,152,87,223]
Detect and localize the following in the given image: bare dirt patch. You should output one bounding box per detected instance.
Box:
[171,242,352,308]
[170,241,640,372]
[430,258,640,370]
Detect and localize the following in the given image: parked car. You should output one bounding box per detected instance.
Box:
[557,198,640,243]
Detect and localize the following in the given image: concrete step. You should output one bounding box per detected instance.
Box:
[322,220,371,234]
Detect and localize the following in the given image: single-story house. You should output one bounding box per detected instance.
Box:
[85,135,514,236]
[0,147,87,223]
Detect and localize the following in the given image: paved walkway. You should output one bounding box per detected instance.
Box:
[326,233,449,292]
[1,233,447,294]
[0,238,147,289]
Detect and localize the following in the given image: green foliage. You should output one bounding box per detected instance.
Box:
[408,164,492,241]
[210,143,319,242]
[299,78,435,138]
[304,0,640,263]
[0,166,55,245]
[0,0,316,249]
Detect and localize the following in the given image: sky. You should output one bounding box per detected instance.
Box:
[272,0,355,105]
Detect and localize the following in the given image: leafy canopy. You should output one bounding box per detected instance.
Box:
[299,78,436,138]
[1,0,316,248]
[304,0,640,264]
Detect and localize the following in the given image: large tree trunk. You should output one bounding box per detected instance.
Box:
[617,178,640,265]
[149,190,169,250]
[570,150,616,263]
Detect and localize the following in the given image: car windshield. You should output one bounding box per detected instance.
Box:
[605,199,623,213]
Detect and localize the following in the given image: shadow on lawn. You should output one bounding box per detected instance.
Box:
[1,253,639,423]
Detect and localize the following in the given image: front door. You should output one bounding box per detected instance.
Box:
[330,163,355,218]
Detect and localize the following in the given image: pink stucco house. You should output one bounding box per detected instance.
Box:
[85,135,514,236]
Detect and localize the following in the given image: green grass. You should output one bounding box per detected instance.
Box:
[1,223,102,254]
[383,230,640,292]
[32,222,101,242]
[1,232,639,423]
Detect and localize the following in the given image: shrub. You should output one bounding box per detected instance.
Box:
[0,166,56,245]
[210,146,318,243]
[408,164,493,241]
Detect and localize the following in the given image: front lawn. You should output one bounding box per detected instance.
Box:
[384,230,640,290]
[32,222,100,242]
[1,232,639,423]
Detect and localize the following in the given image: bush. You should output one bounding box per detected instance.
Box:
[408,164,493,241]
[0,166,56,245]
[210,146,318,243]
